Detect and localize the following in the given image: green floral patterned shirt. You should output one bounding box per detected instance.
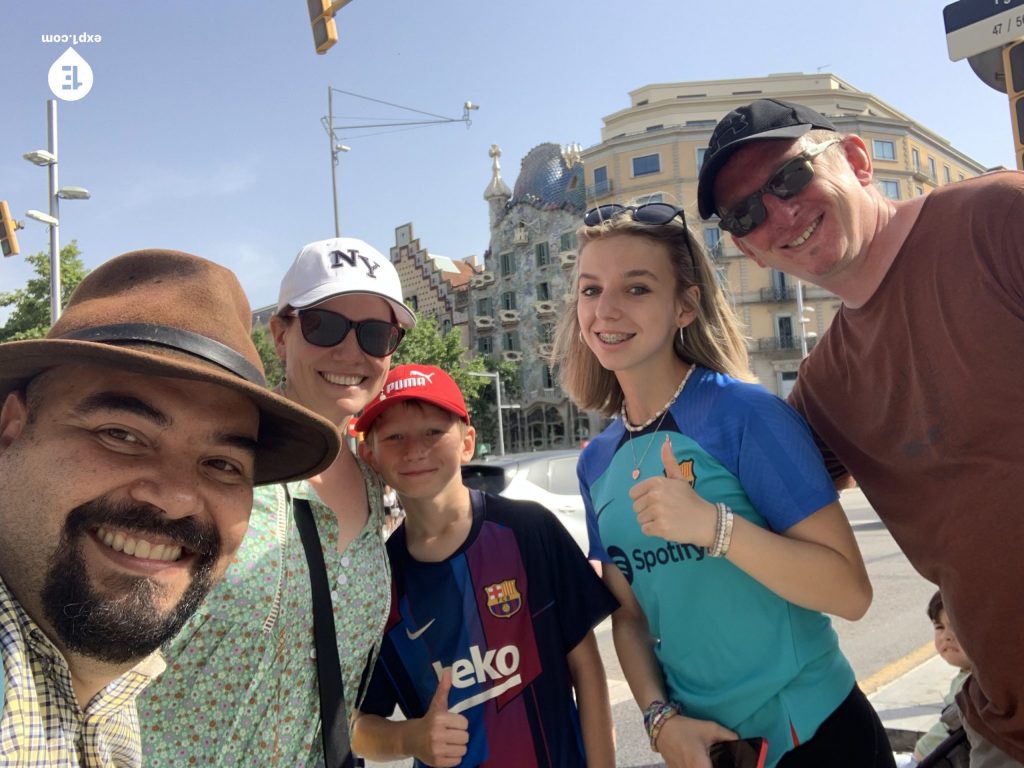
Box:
[138,458,390,766]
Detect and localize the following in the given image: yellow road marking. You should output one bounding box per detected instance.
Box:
[859,642,936,696]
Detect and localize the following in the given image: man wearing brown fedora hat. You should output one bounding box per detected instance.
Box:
[0,249,339,767]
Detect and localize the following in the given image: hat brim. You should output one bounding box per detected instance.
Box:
[0,340,340,486]
[353,390,469,435]
[286,288,417,329]
[697,124,814,219]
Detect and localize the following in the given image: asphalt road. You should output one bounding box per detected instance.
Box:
[366,487,936,767]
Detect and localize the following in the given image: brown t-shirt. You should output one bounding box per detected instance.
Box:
[789,171,1024,761]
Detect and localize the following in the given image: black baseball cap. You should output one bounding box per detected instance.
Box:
[697,99,837,219]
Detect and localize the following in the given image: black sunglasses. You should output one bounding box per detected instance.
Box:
[584,202,686,228]
[718,139,840,238]
[296,308,405,358]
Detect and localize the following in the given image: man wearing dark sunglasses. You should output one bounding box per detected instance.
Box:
[697,98,1024,768]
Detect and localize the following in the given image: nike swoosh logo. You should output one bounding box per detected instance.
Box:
[405,618,436,640]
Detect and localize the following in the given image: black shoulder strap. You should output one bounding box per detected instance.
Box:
[293,497,354,768]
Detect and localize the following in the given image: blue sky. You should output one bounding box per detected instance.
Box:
[1,0,1016,315]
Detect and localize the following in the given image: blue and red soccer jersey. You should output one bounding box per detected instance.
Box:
[359,490,617,767]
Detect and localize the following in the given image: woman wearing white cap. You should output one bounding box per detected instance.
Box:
[140,237,416,767]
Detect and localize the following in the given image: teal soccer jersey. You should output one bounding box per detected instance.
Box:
[579,367,854,768]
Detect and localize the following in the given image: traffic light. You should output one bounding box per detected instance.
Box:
[1005,40,1024,170]
[307,0,338,55]
[0,200,20,258]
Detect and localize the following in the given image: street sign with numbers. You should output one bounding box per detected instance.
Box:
[944,0,1024,61]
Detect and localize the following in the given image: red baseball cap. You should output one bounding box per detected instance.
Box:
[354,364,469,434]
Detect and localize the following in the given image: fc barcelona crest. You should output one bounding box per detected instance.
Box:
[483,579,522,619]
[678,459,696,487]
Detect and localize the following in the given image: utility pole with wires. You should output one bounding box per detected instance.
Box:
[322,87,478,236]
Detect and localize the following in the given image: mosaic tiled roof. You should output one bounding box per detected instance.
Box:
[509,143,586,211]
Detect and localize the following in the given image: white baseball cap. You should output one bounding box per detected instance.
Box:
[276,237,417,328]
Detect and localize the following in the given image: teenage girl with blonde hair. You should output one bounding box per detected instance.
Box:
[554,202,894,768]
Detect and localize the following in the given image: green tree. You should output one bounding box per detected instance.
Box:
[391,313,487,400]
[251,324,284,389]
[0,242,88,341]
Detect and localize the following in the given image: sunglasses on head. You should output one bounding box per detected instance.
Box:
[296,308,404,357]
[584,202,686,228]
[718,139,841,238]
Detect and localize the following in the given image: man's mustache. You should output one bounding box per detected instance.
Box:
[65,496,220,560]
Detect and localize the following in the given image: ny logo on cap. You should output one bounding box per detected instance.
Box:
[329,248,381,279]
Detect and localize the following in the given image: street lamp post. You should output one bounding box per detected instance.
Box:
[794,279,816,359]
[467,370,505,456]
[22,99,90,323]
[321,88,478,237]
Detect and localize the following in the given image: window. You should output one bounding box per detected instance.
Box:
[779,371,798,399]
[441,318,452,335]
[911,148,921,170]
[541,322,555,343]
[477,336,493,355]
[541,365,555,388]
[879,180,901,200]
[535,242,550,267]
[943,165,952,184]
[696,147,708,170]
[927,157,936,181]
[715,266,729,288]
[632,154,660,176]
[559,231,577,252]
[703,227,721,259]
[537,282,551,301]
[872,140,895,161]
[776,316,794,349]
[592,166,610,196]
[634,193,664,204]
[501,291,517,311]
[407,295,418,311]
[502,331,519,351]
[476,297,493,315]
[500,251,514,276]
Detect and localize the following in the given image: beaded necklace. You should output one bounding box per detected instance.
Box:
[623,364,694,480]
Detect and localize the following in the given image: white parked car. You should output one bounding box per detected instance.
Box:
[461,449,589,553]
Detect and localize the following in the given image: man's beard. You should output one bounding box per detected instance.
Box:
[41,496,222,664]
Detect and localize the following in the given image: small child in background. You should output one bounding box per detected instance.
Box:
[908,591,972,766]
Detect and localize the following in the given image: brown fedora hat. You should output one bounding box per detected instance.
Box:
[0,249,340,485]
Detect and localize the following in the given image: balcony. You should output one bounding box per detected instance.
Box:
[911,167,934,185]
[759,286,797,302]
[527,387,563,404]
[473,316,495,330]
[534,300,557,317]
[502,350,523,363]
[559,251,578,269]
[498,309,521,325]
[755,336,819,356]
[469,272,496,288]
[538,343,554,357]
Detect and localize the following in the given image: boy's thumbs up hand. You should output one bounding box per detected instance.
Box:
[628,436,718,548]
[412,667,470,767]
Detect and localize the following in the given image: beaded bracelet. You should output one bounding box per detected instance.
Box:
[642,699,680,752]
[707,502,735,558]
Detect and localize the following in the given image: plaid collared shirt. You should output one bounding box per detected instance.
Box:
[0,576,165,767]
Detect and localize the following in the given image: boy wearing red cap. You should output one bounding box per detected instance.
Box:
[351,364,617,768]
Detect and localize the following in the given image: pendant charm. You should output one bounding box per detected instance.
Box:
[631,469,640,480]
